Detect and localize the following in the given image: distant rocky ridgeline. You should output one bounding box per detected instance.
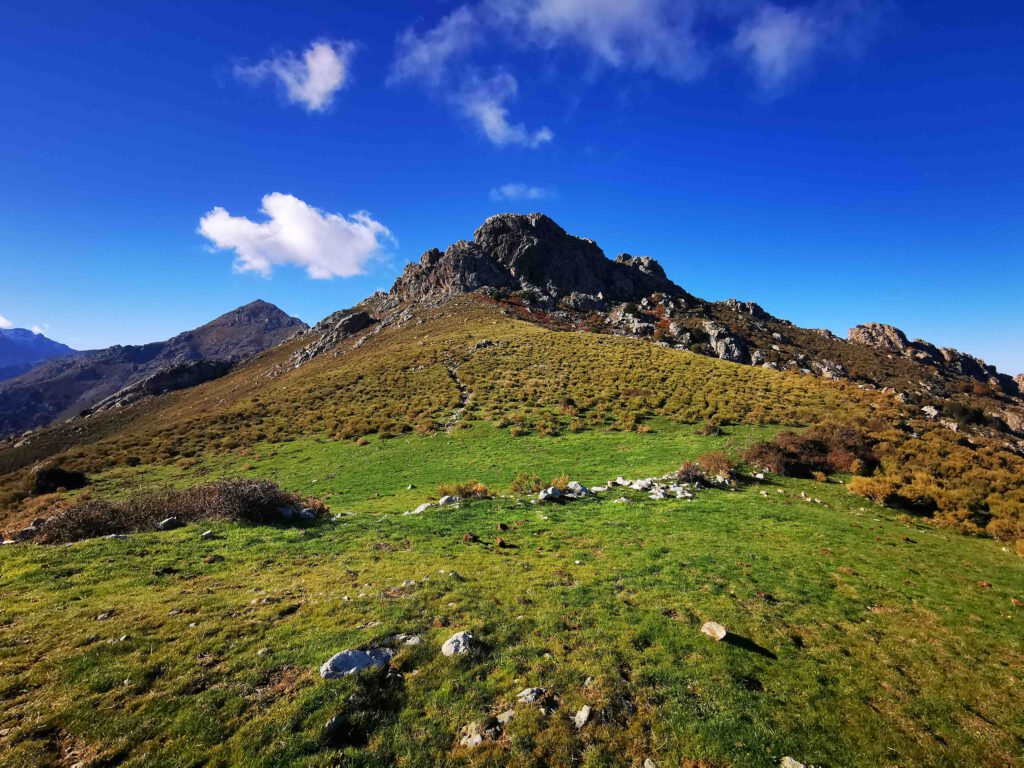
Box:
[0,328,76,381]
[0,300,307,439]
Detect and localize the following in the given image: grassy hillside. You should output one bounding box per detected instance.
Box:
[2,424,1022,767]
[2,296,1022,541]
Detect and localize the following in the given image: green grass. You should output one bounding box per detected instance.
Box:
[83,420,787,515]
[2,426,1022,767]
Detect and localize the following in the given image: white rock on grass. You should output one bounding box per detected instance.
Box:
[156,517,181,531]
[438,495,460,506]
[701,621,728,641]
[496,709,515,724]
[780,758,806,768]
[442,631,474,656]
[319,648,395,679]
[538,486,562,502]
[405,502,433,516]
[574,705,591,728]
[387,633,421,646]
[566,481,591,497]
[516,687,546,704]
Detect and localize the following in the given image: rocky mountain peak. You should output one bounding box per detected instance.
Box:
[391,212,691,308]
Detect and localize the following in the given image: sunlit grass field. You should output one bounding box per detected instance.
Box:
[2,423,1022,767]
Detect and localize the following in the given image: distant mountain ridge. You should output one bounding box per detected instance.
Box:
[0,300,306,437]
[0,328,76,381]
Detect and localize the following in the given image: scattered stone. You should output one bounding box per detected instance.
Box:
[319,648,395,679]
[701,621,727,641]
[95,612,112,621]
[565,481,591,497]
[574,704,591,729]
[442,631,474,656]
[516,687,546,704]
[200,530,215,539]
[388,633,422,646]
[496,708,515,724]
[644,759,658,768]
[458,720,501,748]
[438,495,460,506]
[405,502,432,516]
[156,517,182,531]
[539,486,562,502]
[921,405,940,419]
[406,484,416,490]
[780,758,806,768]
[612,497,631,504]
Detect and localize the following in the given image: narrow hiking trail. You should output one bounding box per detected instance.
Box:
[443,361,471,432]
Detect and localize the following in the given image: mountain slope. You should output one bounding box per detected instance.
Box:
[0,300,306,437]
[0,328,75,381]
[0,214,1021,539]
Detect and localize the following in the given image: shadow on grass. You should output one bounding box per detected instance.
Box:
[723,633,777,660]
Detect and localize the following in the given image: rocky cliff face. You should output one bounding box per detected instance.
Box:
[391,213,693,308]
[0,300,306,437]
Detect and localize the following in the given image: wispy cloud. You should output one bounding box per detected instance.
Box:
[31,324,47,335]
[390,6,482,86]
[235,40,356,112]
[455,73,553,147]
[198,193,394,280]
[511,0,706,81]
[733,2,878,92]
[390,0,884,128]
[0,315,13,329]
[490,183,555,201]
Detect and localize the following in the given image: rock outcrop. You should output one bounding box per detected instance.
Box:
[849,323,1017,394]
[391,213,690,308]
[90,360,234,413]
[291,311,377,366]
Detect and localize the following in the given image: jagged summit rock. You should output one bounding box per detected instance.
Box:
[391,213,691,307]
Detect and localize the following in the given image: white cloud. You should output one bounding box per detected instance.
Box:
[733,5,823,90]
[490,183,554,201]
[390,6,482,86]
[235,40,356,112]
[734,1,881,92]
[455,72,553,147]
[31,325,47,335]
[0,315,13,329]
[198,193,394,280]
[392,0,882,113]
[513,0,706,80]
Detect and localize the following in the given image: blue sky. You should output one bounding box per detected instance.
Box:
[1,1,1021,373]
